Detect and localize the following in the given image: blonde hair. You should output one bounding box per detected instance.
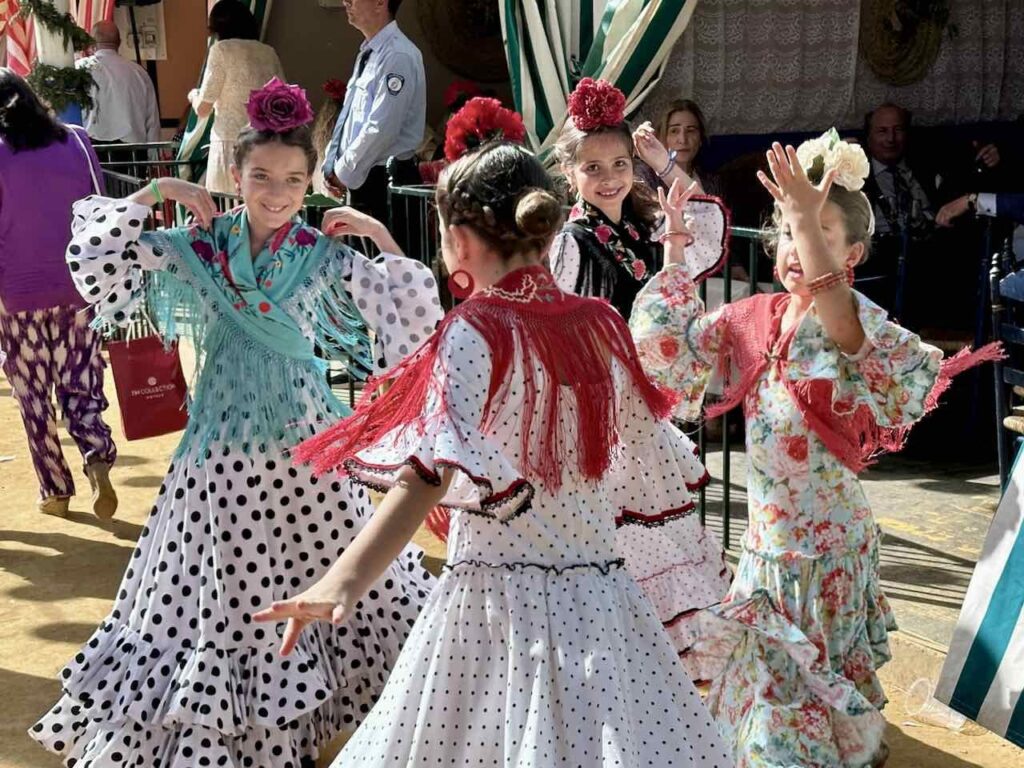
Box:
[766,185,873,264]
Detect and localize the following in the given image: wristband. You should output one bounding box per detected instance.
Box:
[658,150,678,179]
[149,178,164,204]
[656,229,694,245]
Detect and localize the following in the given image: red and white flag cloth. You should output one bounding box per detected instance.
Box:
[1,0,35,76]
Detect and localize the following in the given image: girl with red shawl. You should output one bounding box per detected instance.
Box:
[630,131,999,767]
[254,141,732,767]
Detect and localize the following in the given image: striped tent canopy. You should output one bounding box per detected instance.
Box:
[175,0,274,182]
[500,0,699,157]
[1,0,112,76]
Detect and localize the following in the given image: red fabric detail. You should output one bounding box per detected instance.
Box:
[294,264,676,493]
[567,78,626,132]
[704,293,1004,472]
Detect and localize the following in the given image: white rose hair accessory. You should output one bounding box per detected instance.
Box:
[795,128,870,190]
[795,127,875,235]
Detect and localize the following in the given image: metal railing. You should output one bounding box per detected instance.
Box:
[95,160,770,547]
[388,183,772,548]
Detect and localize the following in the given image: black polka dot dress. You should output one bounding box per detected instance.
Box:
[333,318,734,766]
[30,197,441,767]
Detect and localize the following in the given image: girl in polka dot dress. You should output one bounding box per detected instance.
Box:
[30,79,439,767]
[548,77,732,670]
[254,141,733,767]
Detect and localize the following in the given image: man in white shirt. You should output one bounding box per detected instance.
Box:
[322,0,425,229]
[77,21,160,145]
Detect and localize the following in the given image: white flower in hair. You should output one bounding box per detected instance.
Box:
[796,128,870,192]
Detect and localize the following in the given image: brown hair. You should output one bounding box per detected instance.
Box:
[656,99,709,172]
[554,120,660,228]
[233,124,318,176]
[765,185,874,264]
[437,141,564,259]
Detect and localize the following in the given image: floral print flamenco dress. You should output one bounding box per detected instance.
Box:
[30,196,441,767]
[630,261,949,767]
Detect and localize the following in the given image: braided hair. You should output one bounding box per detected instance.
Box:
[436,141,564,259]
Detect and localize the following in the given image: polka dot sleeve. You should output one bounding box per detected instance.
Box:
[343,248,443,373]
[66,195,172,326]
[345,317,533,521]
[548,232,581,294]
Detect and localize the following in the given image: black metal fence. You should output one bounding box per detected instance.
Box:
[97,153,766,547]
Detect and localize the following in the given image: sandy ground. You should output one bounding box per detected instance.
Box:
[0,365,1021,767]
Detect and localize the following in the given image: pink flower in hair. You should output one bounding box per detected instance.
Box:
[247,77,315,133]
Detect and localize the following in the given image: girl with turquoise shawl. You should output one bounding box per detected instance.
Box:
[31,79,441,768]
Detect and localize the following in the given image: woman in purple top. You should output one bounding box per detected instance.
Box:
[0,69,117,519]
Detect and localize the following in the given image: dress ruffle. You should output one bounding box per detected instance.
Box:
[690,536,895,767]
[344,415,534,522]
[30,444,434,767]
[333,564,733,767]
[32,615,393,767]
[609,420,731,672]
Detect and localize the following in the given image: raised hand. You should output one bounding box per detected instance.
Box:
[156,178,217,229]
[633,121,671,171]
[757,142,836,222]
[322,206,384,239]
[253,584,352,657]
[658,177,699,230]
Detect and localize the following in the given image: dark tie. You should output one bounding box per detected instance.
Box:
[889,166,911,226]
[324,49,373,176]
[356,48,372,78]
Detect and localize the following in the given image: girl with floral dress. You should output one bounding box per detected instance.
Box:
[630,131,1000,767]
[548,77,732,667]
[30,79,439,768]
[254,141,733,767]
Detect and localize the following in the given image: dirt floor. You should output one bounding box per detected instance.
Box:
[1,367,1022,767]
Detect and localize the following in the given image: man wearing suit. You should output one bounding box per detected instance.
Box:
[859,103,1003,324]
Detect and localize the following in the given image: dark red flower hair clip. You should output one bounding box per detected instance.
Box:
[567,77,626,132]
[443,97,527,162]
[323,78,347,103]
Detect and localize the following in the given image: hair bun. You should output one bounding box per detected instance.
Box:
[515,189,562,239]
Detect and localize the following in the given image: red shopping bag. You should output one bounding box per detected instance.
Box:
[107,334,189,440]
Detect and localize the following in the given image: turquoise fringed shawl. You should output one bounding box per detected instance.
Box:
[140,209,372,462]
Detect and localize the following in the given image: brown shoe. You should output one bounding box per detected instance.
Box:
[86,461,117,520]
[38,496,70,517]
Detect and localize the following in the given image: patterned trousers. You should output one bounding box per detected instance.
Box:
[0,306,117,498]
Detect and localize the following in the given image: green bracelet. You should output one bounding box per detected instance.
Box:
[149,178,164,204]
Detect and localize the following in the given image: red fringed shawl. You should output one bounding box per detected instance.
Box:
[705,293,1003,473]
[293,266,678,539]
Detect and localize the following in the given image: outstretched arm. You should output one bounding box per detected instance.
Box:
[254,466,450,655]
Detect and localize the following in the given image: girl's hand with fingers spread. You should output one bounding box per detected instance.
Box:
[658,179,698,265]
[757,142,836,224]
[253,582,353,656]
[658,178,699,229]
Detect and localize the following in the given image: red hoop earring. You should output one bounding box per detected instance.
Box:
[846,266,855,285]
[447,269,475,300]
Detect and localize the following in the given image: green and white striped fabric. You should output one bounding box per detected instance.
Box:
[174,0,274,182]
[936,449,1024,748]
[500,0,699,157]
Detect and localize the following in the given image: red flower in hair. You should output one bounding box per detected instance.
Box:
[443,79,482,109]
[323,78,347,103]
[444,97,527,162]
[567,78,626,132]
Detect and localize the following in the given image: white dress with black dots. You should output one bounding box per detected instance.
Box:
[334,317,733,767]
[30,198,441,768]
